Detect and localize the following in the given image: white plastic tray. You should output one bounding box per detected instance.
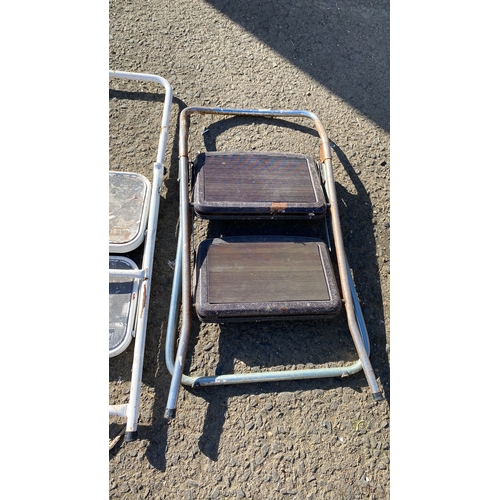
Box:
[109,256,139,357]
[109,172,151,253]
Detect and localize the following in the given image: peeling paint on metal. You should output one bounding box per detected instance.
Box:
[270,202,288,214]
[140,283,147,318]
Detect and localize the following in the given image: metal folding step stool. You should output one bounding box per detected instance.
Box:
[109,70,173,441]
[165,107,382,419]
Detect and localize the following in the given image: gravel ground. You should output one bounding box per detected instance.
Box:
[109,0,390,498]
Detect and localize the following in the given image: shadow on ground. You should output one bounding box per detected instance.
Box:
[204,0,390,132]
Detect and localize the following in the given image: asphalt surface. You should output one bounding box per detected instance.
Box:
[109,1,390,498]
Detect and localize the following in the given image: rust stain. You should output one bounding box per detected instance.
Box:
[140,283,147,318]
[270,202,288,214]
[109,227,131,243]
[319,143,331,162]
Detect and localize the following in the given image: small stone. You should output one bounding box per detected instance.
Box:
[118,482,130,494]
[277,392,294,402]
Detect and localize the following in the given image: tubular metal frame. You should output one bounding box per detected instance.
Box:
[109,70,173,441]
[165,107,382,420]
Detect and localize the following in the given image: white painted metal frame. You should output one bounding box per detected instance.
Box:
[109,70,173,442]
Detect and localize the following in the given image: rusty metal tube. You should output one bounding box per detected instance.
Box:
[321,156,382,400]
[165,149,192,419]
[177,106,331,159]
[165,224,183,377]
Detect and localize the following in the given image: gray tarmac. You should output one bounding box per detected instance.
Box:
[110,1,390,498]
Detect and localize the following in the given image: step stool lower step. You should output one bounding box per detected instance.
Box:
[194,235,342,322]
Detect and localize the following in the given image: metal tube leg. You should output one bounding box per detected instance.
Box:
[165,155,192,419]
[165,225,183,377]
[164,234,186,419]
[322,157,382,400]
[124,282,149,441]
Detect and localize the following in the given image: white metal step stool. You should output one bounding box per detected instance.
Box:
[109,70,173,442]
